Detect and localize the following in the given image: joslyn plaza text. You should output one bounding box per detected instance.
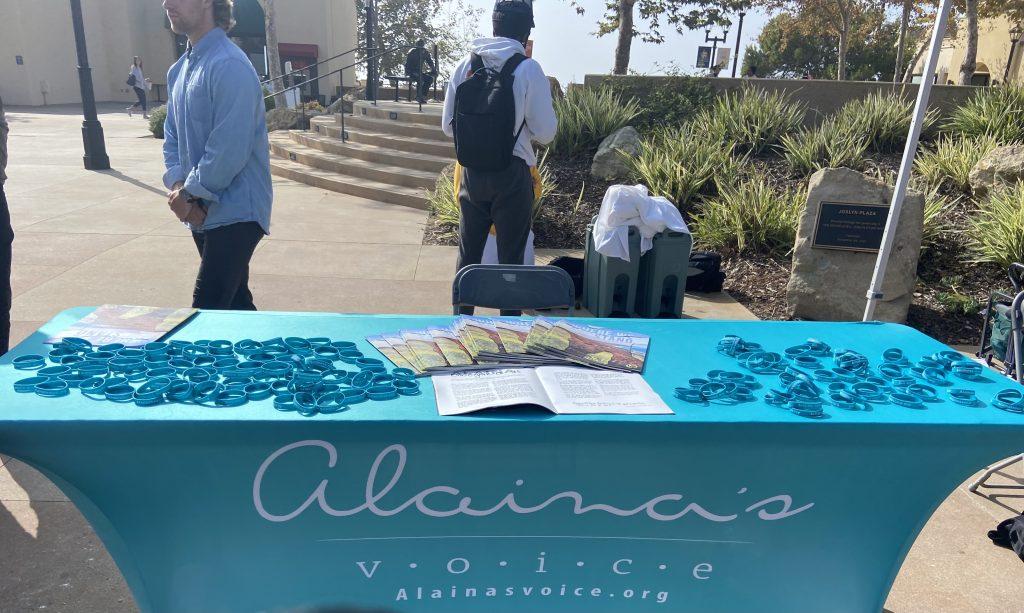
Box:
[0,0,357,107]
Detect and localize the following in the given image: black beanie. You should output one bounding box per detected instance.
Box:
[492,0,534,41]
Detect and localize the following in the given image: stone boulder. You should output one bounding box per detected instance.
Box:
[786,168,924,323]
[265,107,323,132]
[970,144,1024,199]
[591,126,641,181]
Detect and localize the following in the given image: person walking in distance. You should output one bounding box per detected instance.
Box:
[162,0,272,310]
[442,0,556,278]
[127,56,151,119]
[0,96,12,354]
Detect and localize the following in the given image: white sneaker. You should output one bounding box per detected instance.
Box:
[143,113,149,119]
[127,106,133,117]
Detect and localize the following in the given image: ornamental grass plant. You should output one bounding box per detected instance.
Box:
[833,91,937,154]
[781,120,869,176]
[914,134,1000,193]
[695,85,805,156]
[966,182,1024,267]
[549,86,642,156]
[690,176,805,255]
[947,85,1024,144]
[628,125,744,213]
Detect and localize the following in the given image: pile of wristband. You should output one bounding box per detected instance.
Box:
[673,335,1024,418]
[11,336,421,416]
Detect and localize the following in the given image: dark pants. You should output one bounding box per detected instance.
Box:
[191,222,263,310]
[131,87,147,112]
[457,158,534,315]
[410,73,434,100]
[0,186,11,354]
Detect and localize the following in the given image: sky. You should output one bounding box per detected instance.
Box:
[463,0,770,85]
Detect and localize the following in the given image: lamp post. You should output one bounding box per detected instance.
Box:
[731,11,747,78]
[69,0,109,170]
[1005,23,1022,84]
[705,29,729,77]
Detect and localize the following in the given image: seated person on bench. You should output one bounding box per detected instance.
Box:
[404,41,437,103]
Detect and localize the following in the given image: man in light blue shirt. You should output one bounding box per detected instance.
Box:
[163,0,272,310]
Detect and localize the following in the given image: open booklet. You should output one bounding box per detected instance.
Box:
[433,366,673,416]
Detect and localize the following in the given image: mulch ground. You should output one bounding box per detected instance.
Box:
[422,151,1010,348]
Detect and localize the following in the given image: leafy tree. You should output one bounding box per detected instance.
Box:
[743,8,906,80]
[356,0,483,80]
[753,0,893,80]
[569,0,752,75]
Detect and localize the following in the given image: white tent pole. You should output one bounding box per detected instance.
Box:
[863,0,955,321]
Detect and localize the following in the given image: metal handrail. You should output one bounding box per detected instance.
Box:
[265,41,441,142]
[260,44,363,88]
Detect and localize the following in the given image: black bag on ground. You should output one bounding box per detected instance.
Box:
[686,251,726,293]
[989,515,1024,561]
[548,256,584,300]
[451,53,528,172]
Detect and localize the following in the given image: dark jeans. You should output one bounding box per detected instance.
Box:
[0,186,11,354]
[191,222,263,310]
[130,87,147,112]
[456,158,533,316]
[410,72,434,100]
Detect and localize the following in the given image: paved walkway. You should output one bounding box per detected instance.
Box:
[0,105,1021,612]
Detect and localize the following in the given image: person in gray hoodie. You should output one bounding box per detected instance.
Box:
[0,96,11,354]
[442,0,557,273]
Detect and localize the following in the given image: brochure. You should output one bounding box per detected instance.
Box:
[368,316,652,375]
[46,305,197,348]
[433,367,672,416]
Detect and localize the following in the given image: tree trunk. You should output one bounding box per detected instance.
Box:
[612,0,636,75]
[260,0,287,109]
[836,14,850,81]
[958,0,979,85]
[894,0,912,82]
[903,37,929,83]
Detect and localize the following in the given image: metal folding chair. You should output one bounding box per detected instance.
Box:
[452,265,575,316]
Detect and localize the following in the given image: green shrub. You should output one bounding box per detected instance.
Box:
[914,134,999,193]
[781,119,869,176]
[695,85,805,156]
[606,76,716,131]
[935,276,982,315]
[947,85,1024,144]
[921,185,956,250]
[148,105,167,139]
[966,182,1024,266]
[628,125,745,213]
[550,87,642,156]
[263,86,277,112]
[691,176,805,254]
[833,91,937,154]
[428,155,556,237]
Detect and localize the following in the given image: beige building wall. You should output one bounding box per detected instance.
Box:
[0,0,357,107]
[918,16,1023,85]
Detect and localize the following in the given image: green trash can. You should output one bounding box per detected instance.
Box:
[582,218,641,318]
[635,230,693,318]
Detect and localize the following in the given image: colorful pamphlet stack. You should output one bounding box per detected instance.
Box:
[368,317,650,375]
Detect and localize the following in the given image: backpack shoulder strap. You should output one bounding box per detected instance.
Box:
[500,53,528,79]
[469,53,485,76]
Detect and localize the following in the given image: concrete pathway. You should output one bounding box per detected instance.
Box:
[0,105,1021,612]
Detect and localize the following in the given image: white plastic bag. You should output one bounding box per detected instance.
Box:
[592,184,689,262]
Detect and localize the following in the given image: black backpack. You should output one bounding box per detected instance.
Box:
[451,53,528,172]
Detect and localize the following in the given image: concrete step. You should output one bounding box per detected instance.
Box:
[287,130,453,174]
[270,155,430,210]
[269,133,439,190]
[312,118,456,158]
[343,114,449,141]
[353,100,444,126]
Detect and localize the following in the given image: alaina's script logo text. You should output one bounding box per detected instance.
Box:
[252,440,815,523]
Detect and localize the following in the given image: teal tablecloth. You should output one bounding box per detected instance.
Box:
[1,308,1022,613]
